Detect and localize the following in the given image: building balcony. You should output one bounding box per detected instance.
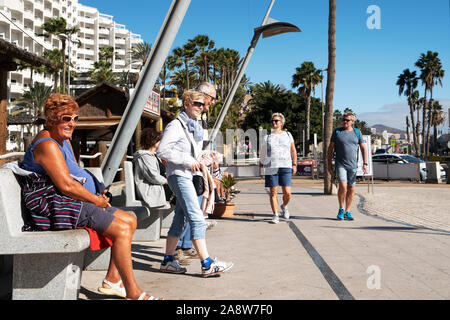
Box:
[80,27,94,35]
[98,38,110,46]
[23,10,34,21]
[10,83,23,94]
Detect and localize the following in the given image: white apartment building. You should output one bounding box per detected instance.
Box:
[0,0,143,105]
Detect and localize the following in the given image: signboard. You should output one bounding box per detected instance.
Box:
[297,159,316,176]
[143,91,160,116]
[357,135,373,176]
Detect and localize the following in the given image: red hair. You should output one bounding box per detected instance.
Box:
[44,93,79,127]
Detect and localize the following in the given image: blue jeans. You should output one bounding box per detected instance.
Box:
[168,175,206,241]
[178,195,203,249]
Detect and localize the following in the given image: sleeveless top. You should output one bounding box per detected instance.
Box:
[21,137,96,194]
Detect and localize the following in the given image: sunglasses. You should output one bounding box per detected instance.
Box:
[203,92,216,102]
[193,101,205,107]
[342,118,353,122]
[60,114,79,123]
[271,119,281,123]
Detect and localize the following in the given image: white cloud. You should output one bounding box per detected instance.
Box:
[358,99,450,131]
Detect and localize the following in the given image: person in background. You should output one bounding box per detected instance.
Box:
[327,111,368,221]
[259,113,297,224]
[133,127,168,209]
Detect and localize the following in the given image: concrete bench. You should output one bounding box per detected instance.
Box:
[123,161,174,231]
[0,168,90,300]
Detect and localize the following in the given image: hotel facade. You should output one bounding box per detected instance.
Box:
[0,0,143,103]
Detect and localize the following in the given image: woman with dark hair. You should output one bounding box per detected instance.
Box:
[19,93,160,300]
[133,127,170,208]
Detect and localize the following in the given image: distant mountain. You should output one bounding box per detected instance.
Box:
[371,124,405,134]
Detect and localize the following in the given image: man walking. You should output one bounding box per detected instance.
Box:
[327,112,368,220]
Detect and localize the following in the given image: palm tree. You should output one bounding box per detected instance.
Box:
[397,69,420,156]
[89,60,117,84]
[189,35,215,81]
[129,42,152,70]
[99,46,114,63]
[159,62,170,109]
[415,51,445,156]
[39,17,79,93]
[11,82,52,134]
[431,101,446,153]
[292,61,323,155]
[168,42,198,90]
[324,0,337,195]
[168,69,197,94]
[40,49,63,92]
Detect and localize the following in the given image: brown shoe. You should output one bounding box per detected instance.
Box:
[174,249,191,266]
[182,248,199,259]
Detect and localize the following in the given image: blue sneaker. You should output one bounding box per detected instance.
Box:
[344,211,354,220]
[337,208,345,220]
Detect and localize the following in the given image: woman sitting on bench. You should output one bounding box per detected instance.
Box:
[19,93,160,300]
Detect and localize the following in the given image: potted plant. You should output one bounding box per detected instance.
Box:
[210,175,237,218]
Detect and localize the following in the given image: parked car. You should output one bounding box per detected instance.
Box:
[399,155,446,181]
[372,153,427,180]
[372,153,446,181]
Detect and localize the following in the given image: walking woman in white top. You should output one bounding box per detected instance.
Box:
[260,113,297,224]
[156,90,233,277]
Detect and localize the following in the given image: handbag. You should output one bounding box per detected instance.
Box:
[177,118,206,196]
[192,174,205,196]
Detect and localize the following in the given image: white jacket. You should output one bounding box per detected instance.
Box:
[156,117,202,179]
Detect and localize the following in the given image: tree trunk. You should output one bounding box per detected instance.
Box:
[203,54,208,81]
[185,59,189,90]
[305,93,311,157]
[421,87,428,157]
[323,0,336,195]
[61,39,66,94]
[425,87,434,156]
[408,97,419,156]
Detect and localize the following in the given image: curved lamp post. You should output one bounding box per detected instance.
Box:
[206,1,301,148]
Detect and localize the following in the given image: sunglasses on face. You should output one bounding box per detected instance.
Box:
[193,101,205,108]
[60,114,79,123]
[342,118,353,122]
[271,119,281,123]
[203,92,216,102]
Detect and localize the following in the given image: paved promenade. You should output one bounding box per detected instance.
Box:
[80,178,450,300]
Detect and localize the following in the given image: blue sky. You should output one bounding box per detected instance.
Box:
[80,0,450,131]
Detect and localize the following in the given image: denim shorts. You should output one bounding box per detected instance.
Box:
[167,175,206,240]
[336,166,357,186]
[265,167,293,187]
[76,202,117,234]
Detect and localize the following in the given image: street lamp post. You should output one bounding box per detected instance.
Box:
[101,0,191,187]
[205,0,301,148]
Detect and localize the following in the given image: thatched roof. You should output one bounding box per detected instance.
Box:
[0,38,54,68]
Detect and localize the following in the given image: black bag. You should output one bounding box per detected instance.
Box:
[193,174,205,196]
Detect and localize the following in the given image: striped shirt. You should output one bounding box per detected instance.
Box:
[21,171,82,231]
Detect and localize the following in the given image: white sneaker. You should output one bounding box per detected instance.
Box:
[202,257,233,277]
[271,214,279,224]
[160,259,187,274]
[281,204,290,219]
[206,220,217,230]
